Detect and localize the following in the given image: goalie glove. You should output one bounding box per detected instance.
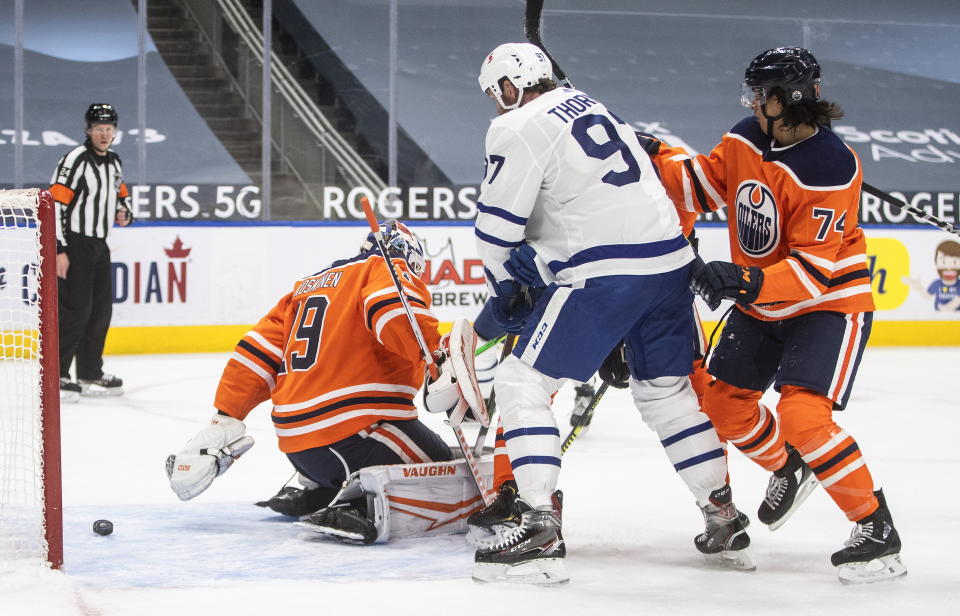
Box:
[423,319,488,426]
[166,413,255,501]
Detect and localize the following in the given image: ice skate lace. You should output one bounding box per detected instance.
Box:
[844,521,881,548]
[763,475,788,508]
[488,523,528,551]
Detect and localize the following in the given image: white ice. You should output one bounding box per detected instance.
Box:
[3,347,958,615]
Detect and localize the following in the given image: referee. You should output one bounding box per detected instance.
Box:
[50,103,133,401]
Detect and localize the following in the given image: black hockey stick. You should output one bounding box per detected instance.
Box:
[524,0,573,88]
[861,181,960,238]
[561,381,609,455]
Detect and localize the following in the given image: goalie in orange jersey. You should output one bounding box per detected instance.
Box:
[166,221,483,544]
[636,47,905,584]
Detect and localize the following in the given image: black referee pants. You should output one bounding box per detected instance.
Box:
[58,232,113,381]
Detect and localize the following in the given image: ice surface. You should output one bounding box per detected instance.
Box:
[3,348,958,615]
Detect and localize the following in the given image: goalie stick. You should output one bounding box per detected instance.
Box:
[360,197,494,506]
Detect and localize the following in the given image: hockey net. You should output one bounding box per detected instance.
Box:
[0,188,63,570]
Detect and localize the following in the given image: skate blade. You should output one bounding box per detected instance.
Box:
[703,548,757,572]
[294,520,369,544]
[837,553,908,585]
[79,384,124,397]
[767,474,819,532]
[60,392,80,404]
[472,559,569,586]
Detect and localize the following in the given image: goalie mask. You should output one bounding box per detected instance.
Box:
[478,42,552,111]
[360,219,426,277]
[741,47,821,109]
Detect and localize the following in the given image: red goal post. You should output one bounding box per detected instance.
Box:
[0,188,63,570]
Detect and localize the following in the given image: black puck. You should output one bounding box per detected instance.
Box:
[93,519,114,536]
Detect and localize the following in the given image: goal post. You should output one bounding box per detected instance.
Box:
[0,188,63,570]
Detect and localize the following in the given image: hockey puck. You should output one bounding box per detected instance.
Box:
[93,519,114,536]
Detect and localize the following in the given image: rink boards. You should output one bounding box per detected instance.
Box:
[91,222,960,353]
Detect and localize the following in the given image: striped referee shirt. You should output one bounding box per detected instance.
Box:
[49,139,130,252]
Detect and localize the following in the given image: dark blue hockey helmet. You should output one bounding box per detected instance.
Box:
[360,219,426,276]
[741,47,821,108]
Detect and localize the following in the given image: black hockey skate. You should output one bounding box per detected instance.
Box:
[465,480,527,548]
[758,445,818,530]
[473,508,568,585]
[296,501,377,544]
[831,490,907,584]
[255,485,338,518]
[695,485,755,571]
[569,381,596,429]
[466,481,564,549]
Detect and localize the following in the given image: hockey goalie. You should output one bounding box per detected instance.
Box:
[165,222,492,544]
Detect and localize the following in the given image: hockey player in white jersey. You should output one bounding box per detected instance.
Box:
[471,43,751,585]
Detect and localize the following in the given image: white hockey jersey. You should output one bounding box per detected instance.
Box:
[475,87,692,292]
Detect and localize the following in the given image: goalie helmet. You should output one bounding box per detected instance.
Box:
[360,219,426,277]
[478,42,552,111]
[85,103,118,126]
[741,47,821,108]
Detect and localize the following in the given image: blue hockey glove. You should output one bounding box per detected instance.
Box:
[504,244,547,288]
[691,259,764,311]
[489,280,535,334]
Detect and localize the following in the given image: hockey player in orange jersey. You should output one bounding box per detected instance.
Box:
[166,221,470,544]
[638,47,905,584]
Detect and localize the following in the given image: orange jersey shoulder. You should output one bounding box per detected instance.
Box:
[652,118,874,320]
[214,252,440,452]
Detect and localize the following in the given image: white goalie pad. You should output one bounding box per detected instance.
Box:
[310,456,494,543]
[447,318,488,427]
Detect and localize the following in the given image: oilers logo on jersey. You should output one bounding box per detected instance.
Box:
[735,181,779,258]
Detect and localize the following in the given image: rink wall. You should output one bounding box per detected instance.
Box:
[93,223,960,354]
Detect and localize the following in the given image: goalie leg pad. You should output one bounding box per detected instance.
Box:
[297,457,495,543]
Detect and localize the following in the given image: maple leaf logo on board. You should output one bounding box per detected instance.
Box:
[164,236,192,259]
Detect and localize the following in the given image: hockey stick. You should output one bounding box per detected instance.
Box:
[360,197,493,506]
[862,181,960,238]
[561,381,609,455]
[524,0,573,88]
[472,333,517,458]
[475,334,506,357]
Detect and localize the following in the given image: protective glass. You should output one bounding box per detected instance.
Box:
[740,83,768,108]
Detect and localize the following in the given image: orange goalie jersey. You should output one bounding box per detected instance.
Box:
[648,117,875,321]
[214,252,440,453]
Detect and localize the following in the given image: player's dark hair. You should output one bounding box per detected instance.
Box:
[770,88,844,129]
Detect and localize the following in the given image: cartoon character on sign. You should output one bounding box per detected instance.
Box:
[904,240,960,311]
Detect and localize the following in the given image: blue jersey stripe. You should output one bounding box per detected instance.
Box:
[503,426,561,441]
[511,455,562,469]
[475,227,523,249]
[673,448,725,471]
[547,236,689,274]
[477,201,528,226]
[660,420,715,448]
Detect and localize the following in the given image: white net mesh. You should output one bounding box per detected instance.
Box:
[0,189,48,570]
